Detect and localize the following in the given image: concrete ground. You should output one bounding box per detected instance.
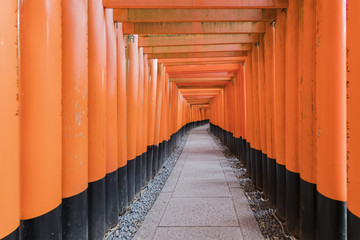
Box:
[134,125,263,240]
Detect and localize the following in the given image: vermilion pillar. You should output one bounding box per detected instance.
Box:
[274,8,287,221]
[116,23,128,214]
[285,0,300,235]
[136,47,145,193]
[0,1,19,239]
[105,8,119,230]
[299,0,317,239]
[20,0,62,238]
[143,54,151,183]
[148,59,158,176]
[62,0,88,239]
[347,1,360,238]
[88,0,107,238]
[264,22,276,207]
[127,34,139,202]
[316,0,346,239]
[252,43,262,189]
[245,54,254,176]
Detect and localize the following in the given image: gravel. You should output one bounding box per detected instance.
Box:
[208,128,294,240]
[105,132,189,240]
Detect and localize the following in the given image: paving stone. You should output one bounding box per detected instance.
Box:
[159,198,239,227]
[173,180,231,198]
[153,227,244,240]
[179,167,226,181]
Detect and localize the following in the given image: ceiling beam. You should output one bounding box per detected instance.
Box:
[164,61,243,66]
[166,63,240,73]
[114,9,276,22]
[169,72,235,78]
[104,0,289,9]
[147,51,248,59]
[143,44,251,54]
[158,57,246,63]
[139,34,259,47]
[123,22,265,34]
[170,77,232,82]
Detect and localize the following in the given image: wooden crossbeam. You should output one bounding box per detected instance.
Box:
[143,44,251,54]
[104,0,289,9]
[158,57,245,63]
[147,51,248,59]
[114,9,276,22]
[123,22,265,34]
[139,34,259,47]
[166,63,240,73]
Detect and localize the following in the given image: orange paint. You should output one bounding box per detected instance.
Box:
[62,0,88,198]
[147,59,158,146]
[20,0,62,219]
[136,47,144,156]
[0,0,19,237]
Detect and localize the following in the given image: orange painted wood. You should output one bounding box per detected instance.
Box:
[285,0,300,173]
[20,0,62,219]
[170,77,232,82]
[274,9,286,166]
[316,0,346,202]
[136,47,145,156]
[166,63,241,73]
[62,0,89,198]
[154,63,165,145]
[104,0,289,9]
[139,34,259,47]
[159,57,245,63]
[123,22,265,34]
[169,72,235,78]
[143,44,251,54]
[116,23,127,168]
[148,51,248,59]
[147,59,158,146]
[251,43,261,150]
[258,37,267,154]
[299,0,316,184]
[0,0,20,237]
[143,54,150,151]
[127,35,139,160]
[347,0,360,218]
[114,9,276,22]
[88,0,107,183]
[105,8,119,173]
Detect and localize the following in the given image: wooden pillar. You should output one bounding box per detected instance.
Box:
[0,1,20,239]
[285,0,300,235]
[88,0,107,238]
[116,23,128,214]
[62,0,88,238]
[245,53,254,176]
[148,59,158,177]
[105,8,119,230]
[274,8,287,221]
[143,54,151,183]
[347,1,360,238]
[126,34,139,203]
[299,0,317,239]
[264,21,276,207]
[316,0,346,238]
[20,0,62,238]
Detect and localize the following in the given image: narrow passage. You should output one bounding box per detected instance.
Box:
[134,124,262,240]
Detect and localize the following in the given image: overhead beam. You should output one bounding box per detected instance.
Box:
[164,61,243,66]
[169,72,235,78]
[147,51,248,59]
[158,57,246,63]
[123,22,265,34]
[170,77,232,82]
[114,9,277,22]
[143,44,251,54]
[166,63,240,73]
[104,0,289,9]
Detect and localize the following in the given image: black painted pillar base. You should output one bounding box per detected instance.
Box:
[152,145,159,177]
[348,209,360,240]
[141,152,147,189]
[88,178,106,240]
[146,146,153,183]
[285,169,300,237]
[250,148,256,183]
[127,158,136,203]
[3,227,19,240]
[20,204,62,240]
[106,170,119,230]
[62,189,88,240]
[316,191,346,240]
[262,153,268,197]
[255,149,263,190]
[135,155,142,195]
[276,163,286,221]
[299,179,316,240]
[118,165,128,214]
[267,157,276,208]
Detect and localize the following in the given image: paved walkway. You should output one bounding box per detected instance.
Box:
[134,125,263,240]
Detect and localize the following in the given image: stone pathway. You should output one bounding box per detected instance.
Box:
[134,124,263,240]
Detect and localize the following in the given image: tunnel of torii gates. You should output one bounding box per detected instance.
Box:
[1,0,360,240]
